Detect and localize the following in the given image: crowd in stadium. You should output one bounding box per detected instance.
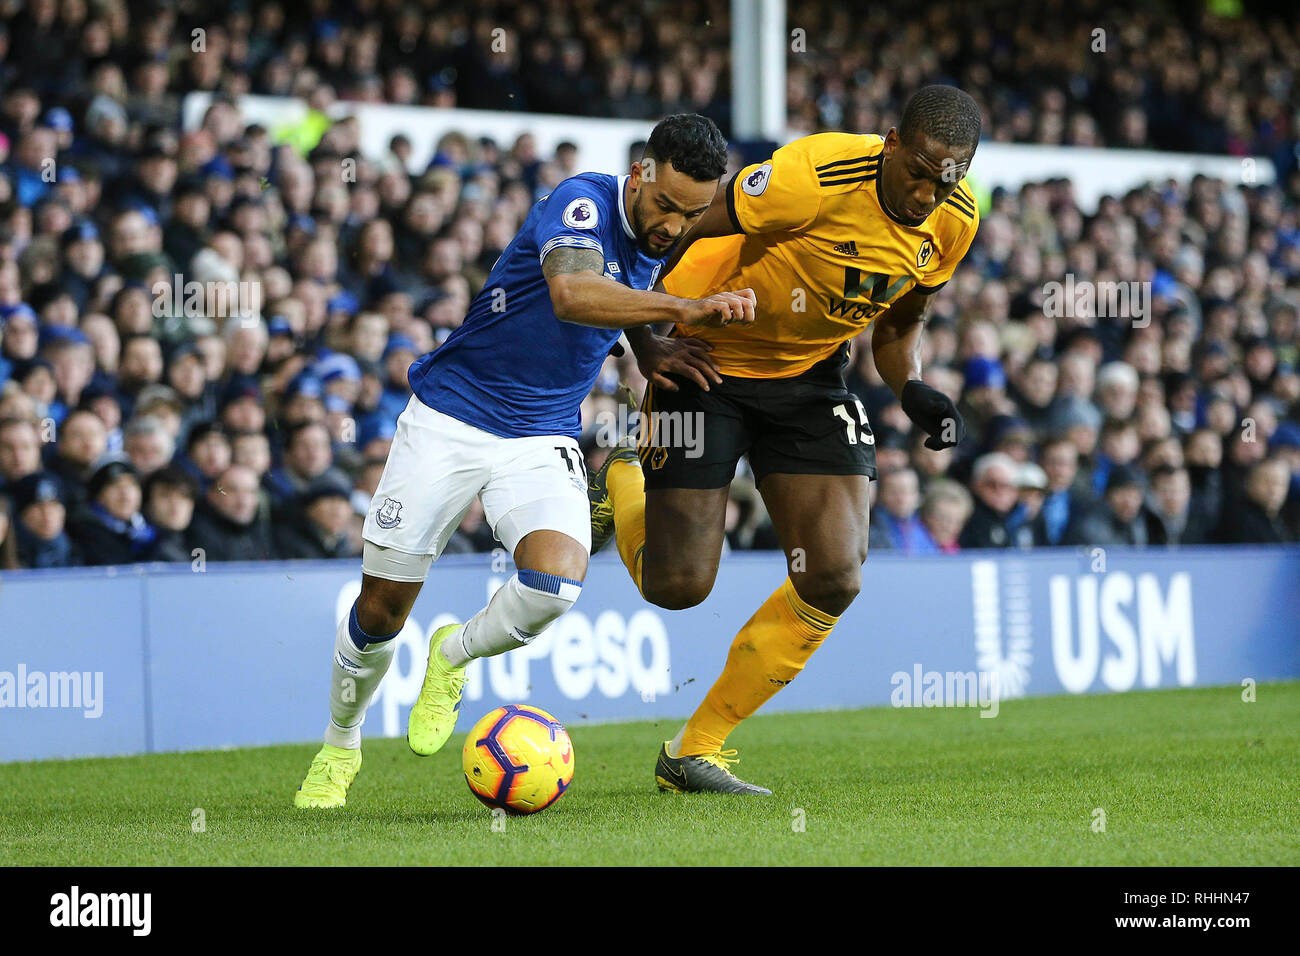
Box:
[0,0,1298,568]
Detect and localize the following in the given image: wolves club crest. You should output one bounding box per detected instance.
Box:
[375,497,403,529]
[917,240,934,268]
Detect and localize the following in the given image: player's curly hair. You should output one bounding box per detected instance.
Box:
[643,113,728,182]
[900,85,982,152]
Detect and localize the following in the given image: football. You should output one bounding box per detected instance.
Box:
[462,705,575,815]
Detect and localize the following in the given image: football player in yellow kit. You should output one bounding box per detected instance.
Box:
[589,85,983,794]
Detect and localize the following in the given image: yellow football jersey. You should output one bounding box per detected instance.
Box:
[662,132,979,378]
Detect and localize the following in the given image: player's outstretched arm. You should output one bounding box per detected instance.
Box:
[543,247,755,330]
[873,288,965,450]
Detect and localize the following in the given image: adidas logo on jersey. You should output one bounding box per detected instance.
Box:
[834,240,859,257]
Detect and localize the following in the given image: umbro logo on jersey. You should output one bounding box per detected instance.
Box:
[606,261,620,274]
[834,240,859,257]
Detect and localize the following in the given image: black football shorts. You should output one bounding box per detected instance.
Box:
[637,349,878,490]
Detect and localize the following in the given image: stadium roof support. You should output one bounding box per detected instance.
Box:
[731,0,786,140]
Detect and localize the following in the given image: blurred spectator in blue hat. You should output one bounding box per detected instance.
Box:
[9,470,79,568]
[326,289,360,320]
[958,354,1011,448]
[316,352,362,405]
[355,414,396,463]
[42,107,73,142]
[378,332,416,419]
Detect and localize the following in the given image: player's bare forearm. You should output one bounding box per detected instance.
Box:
[871,289,929,397]
[544,247,756,331]
[544,247,689,329]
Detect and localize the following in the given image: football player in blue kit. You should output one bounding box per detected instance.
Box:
[296,114,754,807]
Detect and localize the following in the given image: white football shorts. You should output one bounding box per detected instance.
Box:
[362,396,591,582]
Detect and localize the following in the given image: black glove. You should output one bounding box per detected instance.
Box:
[901,379,965,450]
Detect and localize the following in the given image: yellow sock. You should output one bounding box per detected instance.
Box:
[606,458,647,596]
[678,578,837,756]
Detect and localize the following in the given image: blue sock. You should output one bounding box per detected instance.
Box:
[348,602,402,651]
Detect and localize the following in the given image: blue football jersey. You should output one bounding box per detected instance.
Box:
[410,173,666,439]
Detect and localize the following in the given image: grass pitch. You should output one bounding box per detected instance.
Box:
[3,683,1298,866]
